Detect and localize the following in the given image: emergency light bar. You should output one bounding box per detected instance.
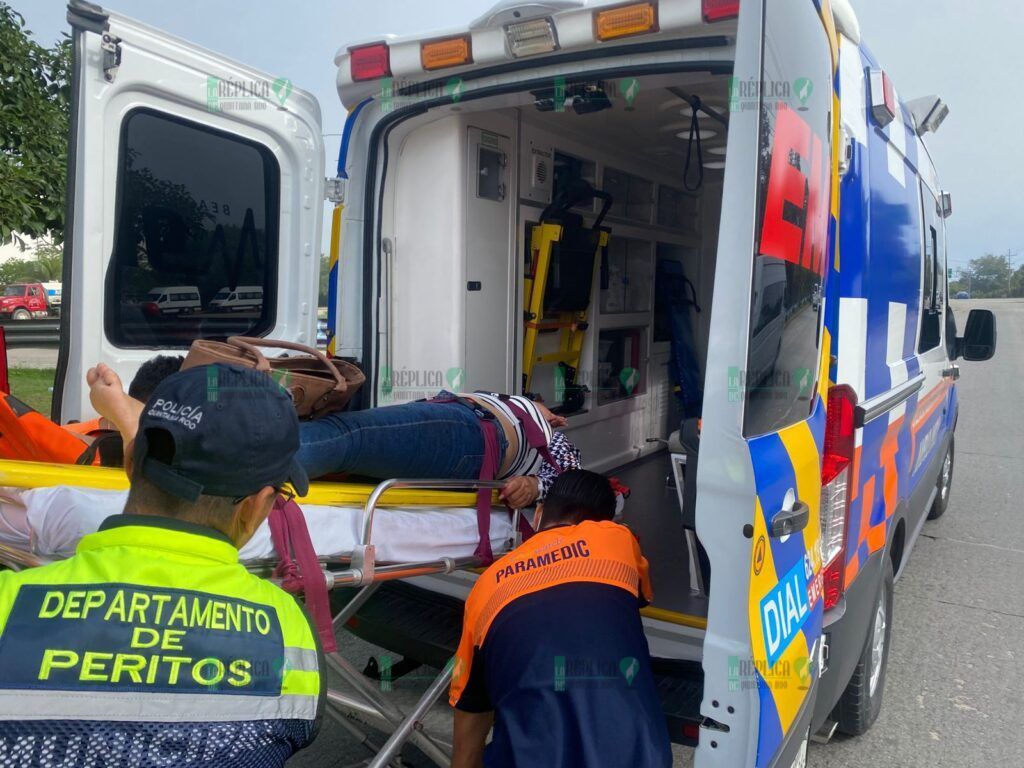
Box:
[702,0,740,22]
[505,18,559,57]
[349,42,391,82]
[594,2,658,41]
[421,35,472,70]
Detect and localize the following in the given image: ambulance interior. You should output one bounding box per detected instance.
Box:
[377,70,735,632]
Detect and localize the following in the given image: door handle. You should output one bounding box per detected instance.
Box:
[770,500,810,538]
[942,365,960,380]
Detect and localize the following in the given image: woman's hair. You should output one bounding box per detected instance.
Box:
[541,469,616,524]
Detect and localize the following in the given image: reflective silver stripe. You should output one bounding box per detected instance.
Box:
[284,647,319,672]
[0,690,318,722]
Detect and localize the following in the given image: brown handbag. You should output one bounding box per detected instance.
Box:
[181,336,365,419]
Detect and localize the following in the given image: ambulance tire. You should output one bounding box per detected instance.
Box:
[12,309,31,320]
[927,436,954,520]
[834,558,893,736]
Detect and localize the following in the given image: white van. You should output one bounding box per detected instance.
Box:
[143,286,201,316]
[208,285,263,312]
[51,1,997,766]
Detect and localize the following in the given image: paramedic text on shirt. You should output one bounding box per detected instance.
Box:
[450,470,671,768]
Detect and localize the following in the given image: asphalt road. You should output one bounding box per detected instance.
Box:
[289,298,1024,767]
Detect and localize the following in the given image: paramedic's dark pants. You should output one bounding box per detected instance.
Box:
[296,396,505,481]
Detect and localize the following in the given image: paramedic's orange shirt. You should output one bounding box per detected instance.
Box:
[450,519,652,707]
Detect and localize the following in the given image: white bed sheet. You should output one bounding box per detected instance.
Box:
[0,486,513,564]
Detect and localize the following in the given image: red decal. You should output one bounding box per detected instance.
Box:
[759,104,829,275]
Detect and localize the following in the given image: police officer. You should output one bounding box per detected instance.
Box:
[0,364,323,767]
[450,470,671,768]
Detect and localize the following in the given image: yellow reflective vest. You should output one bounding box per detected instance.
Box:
[0,514,323,767]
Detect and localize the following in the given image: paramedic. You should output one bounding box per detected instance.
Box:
[450,470,671,768]
[0,363,323,767]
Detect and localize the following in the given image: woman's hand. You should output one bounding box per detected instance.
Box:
[500,475,540,509]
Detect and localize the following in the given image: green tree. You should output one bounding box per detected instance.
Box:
[1012,264,1024,298]
[318,254,331,307]
[0,4,71,244]
[959,254,1011,299]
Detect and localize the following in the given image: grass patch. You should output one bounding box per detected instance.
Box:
[7,367,56,418]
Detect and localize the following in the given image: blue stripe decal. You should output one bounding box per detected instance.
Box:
[336,98,372,179]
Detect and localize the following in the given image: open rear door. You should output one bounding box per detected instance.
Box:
[696,0,838,766]
[55,1,324,421]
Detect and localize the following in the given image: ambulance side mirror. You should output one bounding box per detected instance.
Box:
[957,309,996,361]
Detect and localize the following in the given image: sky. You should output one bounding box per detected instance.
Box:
[15,0,1024,271]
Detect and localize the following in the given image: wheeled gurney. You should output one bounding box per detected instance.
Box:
[0,458,524,767]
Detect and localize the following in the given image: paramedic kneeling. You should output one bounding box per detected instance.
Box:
[0,363,323,767]
[450,470,671,768]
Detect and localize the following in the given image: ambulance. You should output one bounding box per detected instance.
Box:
[52,0,997,765]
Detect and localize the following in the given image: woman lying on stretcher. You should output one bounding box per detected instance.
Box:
[85,362,614,512]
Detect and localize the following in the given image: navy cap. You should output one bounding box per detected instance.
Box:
[132,363,309,502]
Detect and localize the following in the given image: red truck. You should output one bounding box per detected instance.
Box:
[0,282,52,320]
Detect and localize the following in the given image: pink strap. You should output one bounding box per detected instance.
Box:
[502,399,561,473]
[474,419,501,564]
[427,395,503,565]
[269,498,338,653]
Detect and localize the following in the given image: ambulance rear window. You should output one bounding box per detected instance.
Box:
[105,109,278,348]
[743,0,831,437]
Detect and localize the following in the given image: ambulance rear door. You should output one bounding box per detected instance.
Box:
[55,1,324,420]
[695,0,839,765]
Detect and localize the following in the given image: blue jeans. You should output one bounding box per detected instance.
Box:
[296,393,507,481]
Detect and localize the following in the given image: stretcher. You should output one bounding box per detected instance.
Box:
[0,458,523,767]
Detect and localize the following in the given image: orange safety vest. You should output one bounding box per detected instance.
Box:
[450,519,652,706]
[0,393,93,464]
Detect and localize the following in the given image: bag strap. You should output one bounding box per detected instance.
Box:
[500,398,561,474]
[268,497,338,653]
[229,336,347,393]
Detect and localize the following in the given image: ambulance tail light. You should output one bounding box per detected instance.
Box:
[869,68,897,128]
[820,385,856,611]
[702,0,740,23]
[594,2,658,41]
[350,42,391,82]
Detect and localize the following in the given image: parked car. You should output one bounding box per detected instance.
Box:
[0,282,52,320]
[954,290,970,299]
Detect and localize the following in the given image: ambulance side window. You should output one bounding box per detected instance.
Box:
[743,0,832,437]
[918,183,942,352]
[105,109,280,348]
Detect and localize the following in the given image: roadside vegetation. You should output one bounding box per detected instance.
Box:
[7,367,55,417]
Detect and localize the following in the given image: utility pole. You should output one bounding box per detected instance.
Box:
[1007,249,1016,298]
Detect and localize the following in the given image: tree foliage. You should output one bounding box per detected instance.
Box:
[0,4,71,244]
[952,254,1023,299]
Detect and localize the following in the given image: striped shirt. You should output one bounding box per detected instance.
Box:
[466,393,582,499]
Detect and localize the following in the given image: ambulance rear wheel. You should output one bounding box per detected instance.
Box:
[833,558,893,736]
[927,436,954,520]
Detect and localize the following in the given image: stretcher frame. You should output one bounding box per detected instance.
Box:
[0,459,522,767]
